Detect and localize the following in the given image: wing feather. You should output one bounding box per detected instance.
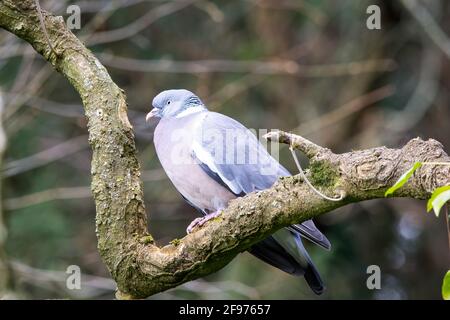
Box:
[192,112,288,195]
[191,112,330,249]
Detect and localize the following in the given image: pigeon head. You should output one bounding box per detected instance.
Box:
[146,89,206,121]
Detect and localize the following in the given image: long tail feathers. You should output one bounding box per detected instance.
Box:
[249,236,303,276]
[289,220,331,250]
[250,229,326,295]
[304,262,325,295]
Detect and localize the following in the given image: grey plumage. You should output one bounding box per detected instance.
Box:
[148,89,330,294]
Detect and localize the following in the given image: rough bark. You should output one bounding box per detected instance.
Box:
[0,0,449,299]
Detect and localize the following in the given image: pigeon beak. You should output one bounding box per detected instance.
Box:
[146,108,160,122]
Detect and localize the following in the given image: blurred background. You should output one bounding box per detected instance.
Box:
[0,0,449,299]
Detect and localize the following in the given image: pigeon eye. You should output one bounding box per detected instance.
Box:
[167,100,171,105]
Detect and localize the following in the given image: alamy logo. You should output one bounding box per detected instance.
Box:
[66,265,81,290]
[66,5,81,30]
[366,265,381,290]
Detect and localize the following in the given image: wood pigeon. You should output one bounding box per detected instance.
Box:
[146,89,331,295]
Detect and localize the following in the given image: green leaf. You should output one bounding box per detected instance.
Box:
[426,186,450,217]
[443,270,450,300]
[385,162,422,197]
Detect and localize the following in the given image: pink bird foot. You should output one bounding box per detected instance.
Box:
[186,211,221,234]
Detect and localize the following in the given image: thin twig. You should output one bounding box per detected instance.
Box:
[263,130,325,158]
[295,85,395,135]
[86,0,198,45]
[206,74,265,108]
[3,135,89,177]
[401,0,450,60]
[385,49,440,133]
[4,186,91,210]
[71,0,148,14]
[289,146,344,202]
[99,53,396,76]
[11,260,116,298]
[264,130,344,201]
[4,65,53,121]
[195,1,224,23]
[422,162,450,166]
[249,0,327,26]
[4,169,166,210]
[3,93,84,118]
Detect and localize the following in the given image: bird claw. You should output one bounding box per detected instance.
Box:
[186,211,221,234]
[186,217,204,234]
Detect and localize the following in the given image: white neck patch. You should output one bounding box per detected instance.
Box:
[175,106,206,118]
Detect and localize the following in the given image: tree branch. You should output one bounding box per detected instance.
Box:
[264,130,328,158]
[0,0,449,299]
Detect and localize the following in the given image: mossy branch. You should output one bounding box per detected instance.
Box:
[1,0,449,299]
